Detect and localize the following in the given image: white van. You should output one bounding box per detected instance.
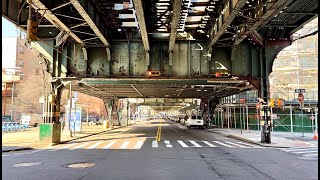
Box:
[185,115,204,129]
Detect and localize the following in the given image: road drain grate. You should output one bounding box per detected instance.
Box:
[13,162,42,167]
[66,162,95,168]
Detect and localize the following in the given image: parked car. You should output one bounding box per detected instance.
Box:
[185,115,204,129]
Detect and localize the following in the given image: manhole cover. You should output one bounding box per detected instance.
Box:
[13,162,42,167]
[66,162,95,168]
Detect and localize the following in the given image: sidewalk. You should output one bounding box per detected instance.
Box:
[208,127,318,148]
[2,123,125,152]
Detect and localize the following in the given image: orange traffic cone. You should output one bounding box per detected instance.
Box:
[313,130,318,140]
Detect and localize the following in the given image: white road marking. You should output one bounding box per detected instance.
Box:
[283,148,318,152]
[212,141,233,148]
[224,141,248,148]
[302,153,318,157]
[177,140,189,148]
[188,140,202,147]
[120,141,130,149]
[87,142,103,149]
[164,140,173,147]
[134,141,144,149]
[69,142,90,150]
[50,143,75,151]
[236,141,263,148]
[103,141,116,149]
[293,150,318,154]
[152,140,158,148]
[202,141,217,147]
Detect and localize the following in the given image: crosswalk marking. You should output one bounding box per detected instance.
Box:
[88,142,103,149]
[202,141,217,147]
[235,141,262,148]
[50,143,75,151]
[44,139,264,151]
[164,140,173,147]
[152,140,158,148]
[70,142,90,150]
[293,150,318,154]
[212,141,233,148]
[284,148,317,152]
[224,141,248,148]
[177,140,189,147]
[302,153,318,157]
[120,141,130,149]
[103,141,116,149]
[134,141,144,149]
[188,140,202,147]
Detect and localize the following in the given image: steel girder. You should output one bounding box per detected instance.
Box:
[208,0,247,51]
[69,0,110,47]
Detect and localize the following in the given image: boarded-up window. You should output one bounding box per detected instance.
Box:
[18,60,24,67]
[19,46,24,53]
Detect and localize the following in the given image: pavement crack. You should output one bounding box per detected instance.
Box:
[78,173,89,180]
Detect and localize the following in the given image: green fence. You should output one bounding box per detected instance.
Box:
[212,105,318,133]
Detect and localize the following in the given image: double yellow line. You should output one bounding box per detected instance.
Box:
[156,119,162,141]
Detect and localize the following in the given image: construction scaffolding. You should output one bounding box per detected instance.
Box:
[269,18,318,102]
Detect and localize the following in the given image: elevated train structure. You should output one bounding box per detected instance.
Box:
[2,0,317,142]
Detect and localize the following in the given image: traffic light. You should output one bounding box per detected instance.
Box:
[27,19,38,41]
[277,98,285,107]
[269,98,275,107]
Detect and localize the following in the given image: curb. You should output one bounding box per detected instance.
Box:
[207,130,290,148]
[2,147,33,153]
[227,134,290,148]
[2,126,128,152]
[52,126,121,146]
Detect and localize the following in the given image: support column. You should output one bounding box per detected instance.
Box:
[39,79,64,144]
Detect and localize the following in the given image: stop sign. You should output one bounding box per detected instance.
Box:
[298,93,304,102]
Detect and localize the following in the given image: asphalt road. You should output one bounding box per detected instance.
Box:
[2,119,318,180]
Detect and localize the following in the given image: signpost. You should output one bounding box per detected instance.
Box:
[73,92,78,137]
[295,89,305,137]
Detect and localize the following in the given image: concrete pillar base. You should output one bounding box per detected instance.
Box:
[39,123,61,143]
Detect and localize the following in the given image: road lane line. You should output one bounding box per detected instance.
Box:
[212,141,233,148]
[87,142,103,149]
[177,140,189,148]
[120,141,130,149]
[69,142,90,150]
[103,141,116,149]
[224,141,248,148]
[202,141,217,147]
[164,140,173,147]
[188,140,202,147]
[152,140,158,148]
[50,143,75,151]
[134,141,144,149]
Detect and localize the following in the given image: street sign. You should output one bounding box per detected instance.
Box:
[73,91,78,98]
[295,89,305,93]
[298,93,304,102]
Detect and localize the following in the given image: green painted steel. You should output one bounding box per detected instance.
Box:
[39,124,52,142]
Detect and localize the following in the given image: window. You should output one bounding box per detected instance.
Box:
[18,60,24,67]
[19,46,24,53]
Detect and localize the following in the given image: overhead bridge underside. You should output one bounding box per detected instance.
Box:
[67,77,254,99]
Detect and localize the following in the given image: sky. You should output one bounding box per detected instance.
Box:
[2,17,19,38]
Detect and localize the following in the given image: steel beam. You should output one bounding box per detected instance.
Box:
[30,0,84,45]
[235,0,292,45]
[69,0,110,47]
[168,0,183,53]
[208,0,247,49]
[132,0,150,52]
